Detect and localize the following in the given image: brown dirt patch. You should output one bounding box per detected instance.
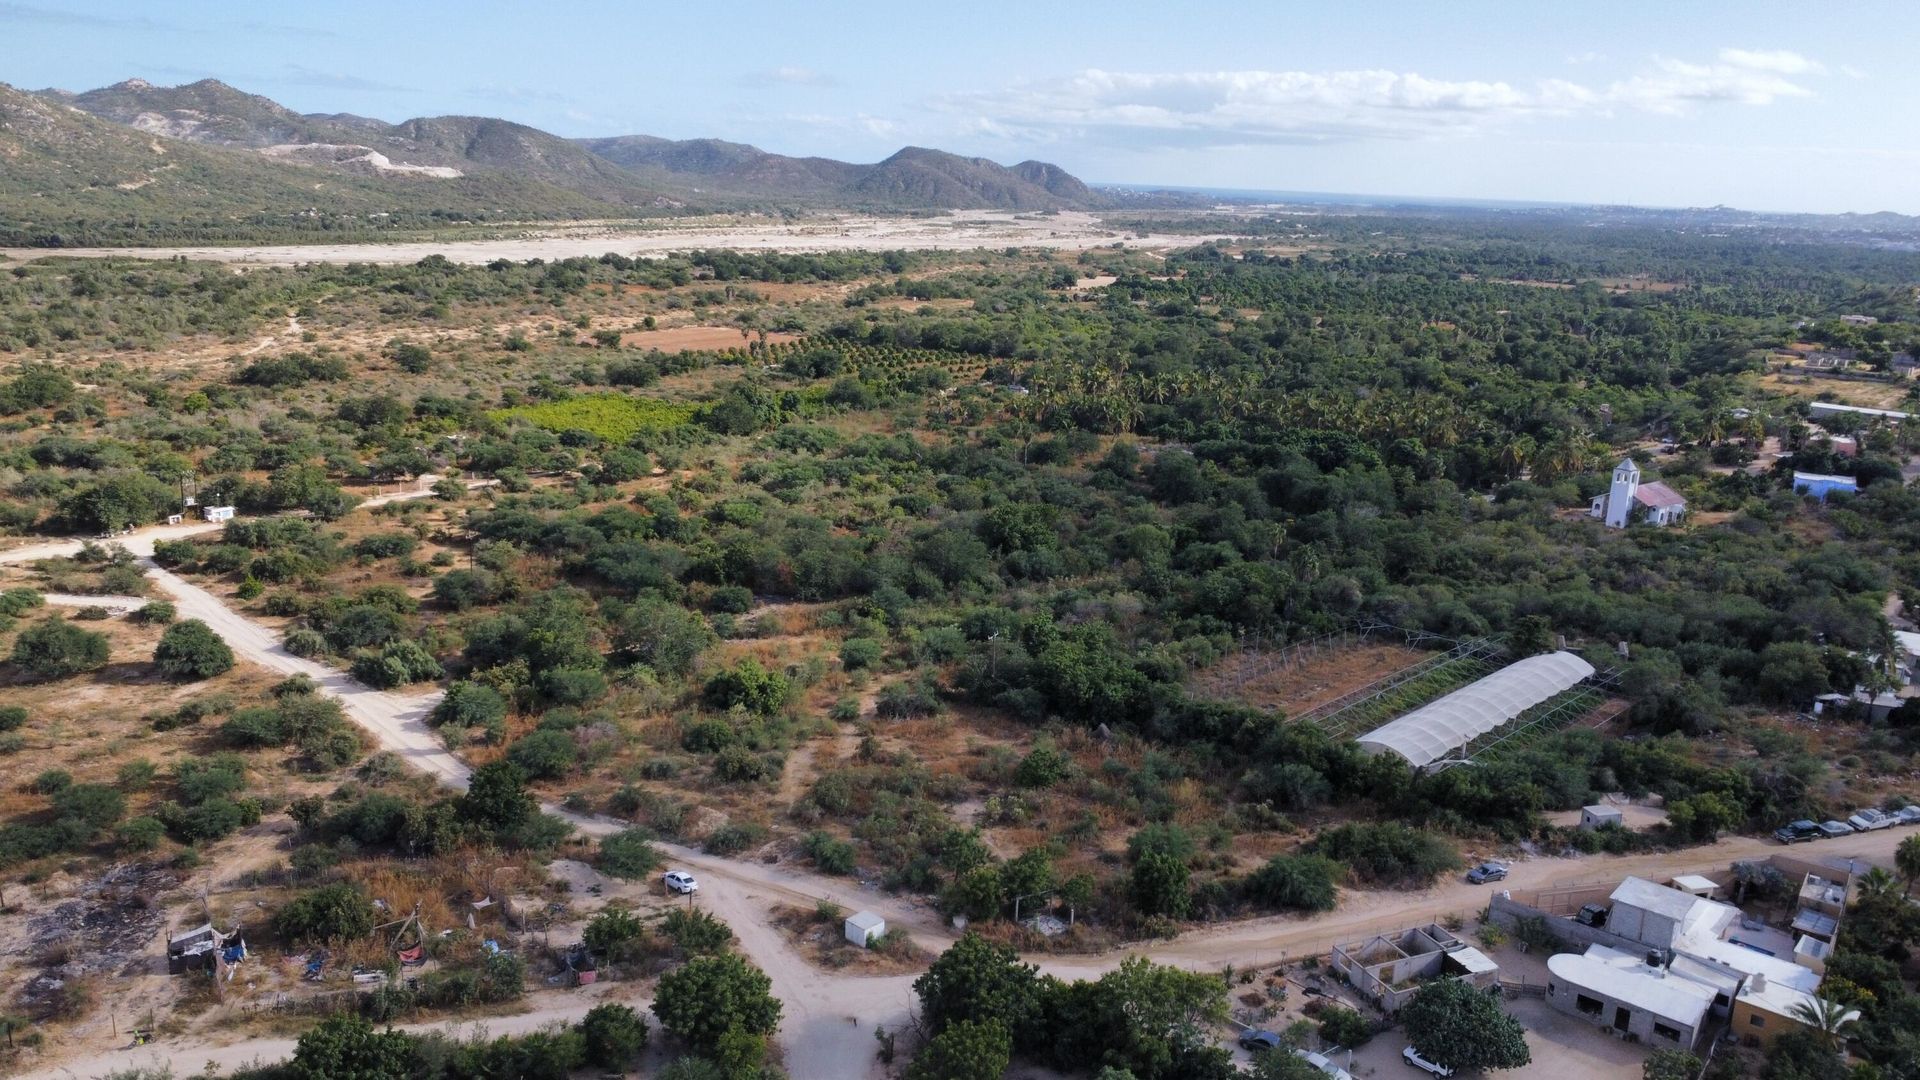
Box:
[1188,641,1429,716]
[616,326,802,351]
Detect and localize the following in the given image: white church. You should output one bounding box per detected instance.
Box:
[1589,458,1687,528]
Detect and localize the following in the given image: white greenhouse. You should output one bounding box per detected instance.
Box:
[1355,651,1596,768]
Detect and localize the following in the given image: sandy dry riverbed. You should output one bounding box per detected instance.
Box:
[0,211,1235,266]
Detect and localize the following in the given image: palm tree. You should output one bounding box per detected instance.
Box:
[1857,866,1899,902]
[1897,833,1920,896]
[1787,995,1855,1051]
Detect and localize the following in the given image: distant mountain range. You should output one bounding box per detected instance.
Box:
[3,78,1105,240]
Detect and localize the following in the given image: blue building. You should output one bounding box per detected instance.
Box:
[1792,472,1858,501]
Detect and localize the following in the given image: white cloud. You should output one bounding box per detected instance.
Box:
[1717,48,1823,75]
[942,49,1825,149]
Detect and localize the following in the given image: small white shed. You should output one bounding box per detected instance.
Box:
[1580,804,1624,831]
[844,910,885,948]
[202,505,236,523]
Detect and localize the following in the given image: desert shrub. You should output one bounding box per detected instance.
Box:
[131,600,175,625]
[840,637,884,671]
[433,681,508,729]
[275,882,375,944]
[803,830,858,874]
[1015,744,1072,788]
[597,828,662,880]
[703,659,790,715]
[283,628,330,658]
[350,640,443,688]
[0,707,24,731]
[1244,854,1341,913]
[1306,823,1461,888]
[10,616,110,679]
[507,729,578,779]
[703,821,768,855]
[153,619,234,681]
[662,907,734,954]
[578,1002,649,1070]
[682,717,737,752]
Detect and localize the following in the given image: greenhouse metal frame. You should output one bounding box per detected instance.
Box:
[1354,651,1597,768]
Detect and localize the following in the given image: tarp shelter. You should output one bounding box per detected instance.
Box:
[167,923,228,975]
[845,911,886,947]
[1356,651,1596,768]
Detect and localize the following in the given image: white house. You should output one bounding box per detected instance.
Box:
[201,505,236,523]
[1590,459,1687,529]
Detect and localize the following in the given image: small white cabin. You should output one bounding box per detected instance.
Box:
[844,910,885,948]
[1580,805,1624,831]
[202,505,236,523]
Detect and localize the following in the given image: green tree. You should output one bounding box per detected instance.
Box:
[596,828,662,879]
[10,616,110,679]
[462,760,536,831]
[1317,1003,1373,1049]
[913,933,1042,1045]
[275,883,376,944]
[1787,995,1857,1052]
[288,1015,415,1080]
[1015,743,1071,788]
[1245,853,1341,913]
[650,953,782,1050]
[1130,850,1191,918]
[1401,979,1530,1072]
[153,619,234,681]
[583,907,650,964]
[703,658,791,715]
[611,596,715,677]
[1643,1048,1703,1080]
[577,1002,649,1070]
[1897,833,1920,894]
[906,1018,1012,1080]
[661,907,734,954]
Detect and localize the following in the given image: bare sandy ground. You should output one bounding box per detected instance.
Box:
[0,211,1235,266]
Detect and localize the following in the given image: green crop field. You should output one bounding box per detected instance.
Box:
[491,394,696,443]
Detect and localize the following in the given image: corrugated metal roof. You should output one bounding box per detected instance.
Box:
[1633,481,1686,509]
[1355,651,1596,768]
[1548,951,1716,1028]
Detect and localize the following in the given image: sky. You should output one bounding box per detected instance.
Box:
[4,0,1916,214]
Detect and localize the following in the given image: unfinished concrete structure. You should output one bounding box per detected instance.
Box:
[1330,923,1499,1013]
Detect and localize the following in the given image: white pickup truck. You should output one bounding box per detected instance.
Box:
[1848,808,1893,832]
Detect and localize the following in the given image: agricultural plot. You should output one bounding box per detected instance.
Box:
[490,393,696,442]
[1289,642,1508,741]
[1188,637,1432,717]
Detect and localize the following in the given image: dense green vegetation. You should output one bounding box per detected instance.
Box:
[4,226,1919,967]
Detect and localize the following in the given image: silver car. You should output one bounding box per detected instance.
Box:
[663,870,699,894]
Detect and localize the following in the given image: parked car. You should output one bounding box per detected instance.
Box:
[1297,1049,1354,1080]
[1575,902,1608,928]
[1818,820,1855,839]
[1402,1046,1455,1077]
[1465,862,1509,884]
[1895,806,1920,825]
[662,870,699,894]
[1849,808,1894,832]
[1773,820,1822,844]
[1239,1030,1283,1053]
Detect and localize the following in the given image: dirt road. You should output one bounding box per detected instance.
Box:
[0,211,1237,267]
